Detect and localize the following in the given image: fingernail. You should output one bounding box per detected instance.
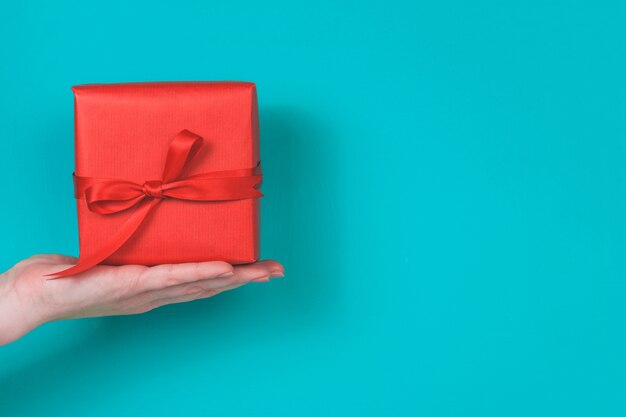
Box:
[217,271,235,278]
[270,270,284,278]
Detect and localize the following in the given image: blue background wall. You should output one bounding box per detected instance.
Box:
[1,1,625,416]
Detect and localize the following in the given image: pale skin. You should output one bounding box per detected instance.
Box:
[0,255,284,346]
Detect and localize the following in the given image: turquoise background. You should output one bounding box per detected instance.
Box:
[1,1,625,416]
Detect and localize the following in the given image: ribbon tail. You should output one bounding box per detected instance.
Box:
[46,198,160,279]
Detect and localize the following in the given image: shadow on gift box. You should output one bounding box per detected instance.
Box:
[0,106,348,409]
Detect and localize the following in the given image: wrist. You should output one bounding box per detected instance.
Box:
[0,273,45,346]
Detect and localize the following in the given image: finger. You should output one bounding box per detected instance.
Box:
[135,260,283,296]
[233,260,285,279]
[135,261,235,292]
[132,262,272,305]
[137,282,248,314]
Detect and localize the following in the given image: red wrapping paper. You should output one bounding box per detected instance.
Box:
[67,82,261,273]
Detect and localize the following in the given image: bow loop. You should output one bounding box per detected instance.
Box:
[161,129,203,182]
[84,180,144,214]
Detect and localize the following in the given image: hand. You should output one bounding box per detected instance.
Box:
[0,254,284,346]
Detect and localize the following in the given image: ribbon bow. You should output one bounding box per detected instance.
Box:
[49,129,263,278]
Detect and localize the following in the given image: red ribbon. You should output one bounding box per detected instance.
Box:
[48,129,263,279]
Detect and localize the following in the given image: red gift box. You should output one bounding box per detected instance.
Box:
[51,82,263,278]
